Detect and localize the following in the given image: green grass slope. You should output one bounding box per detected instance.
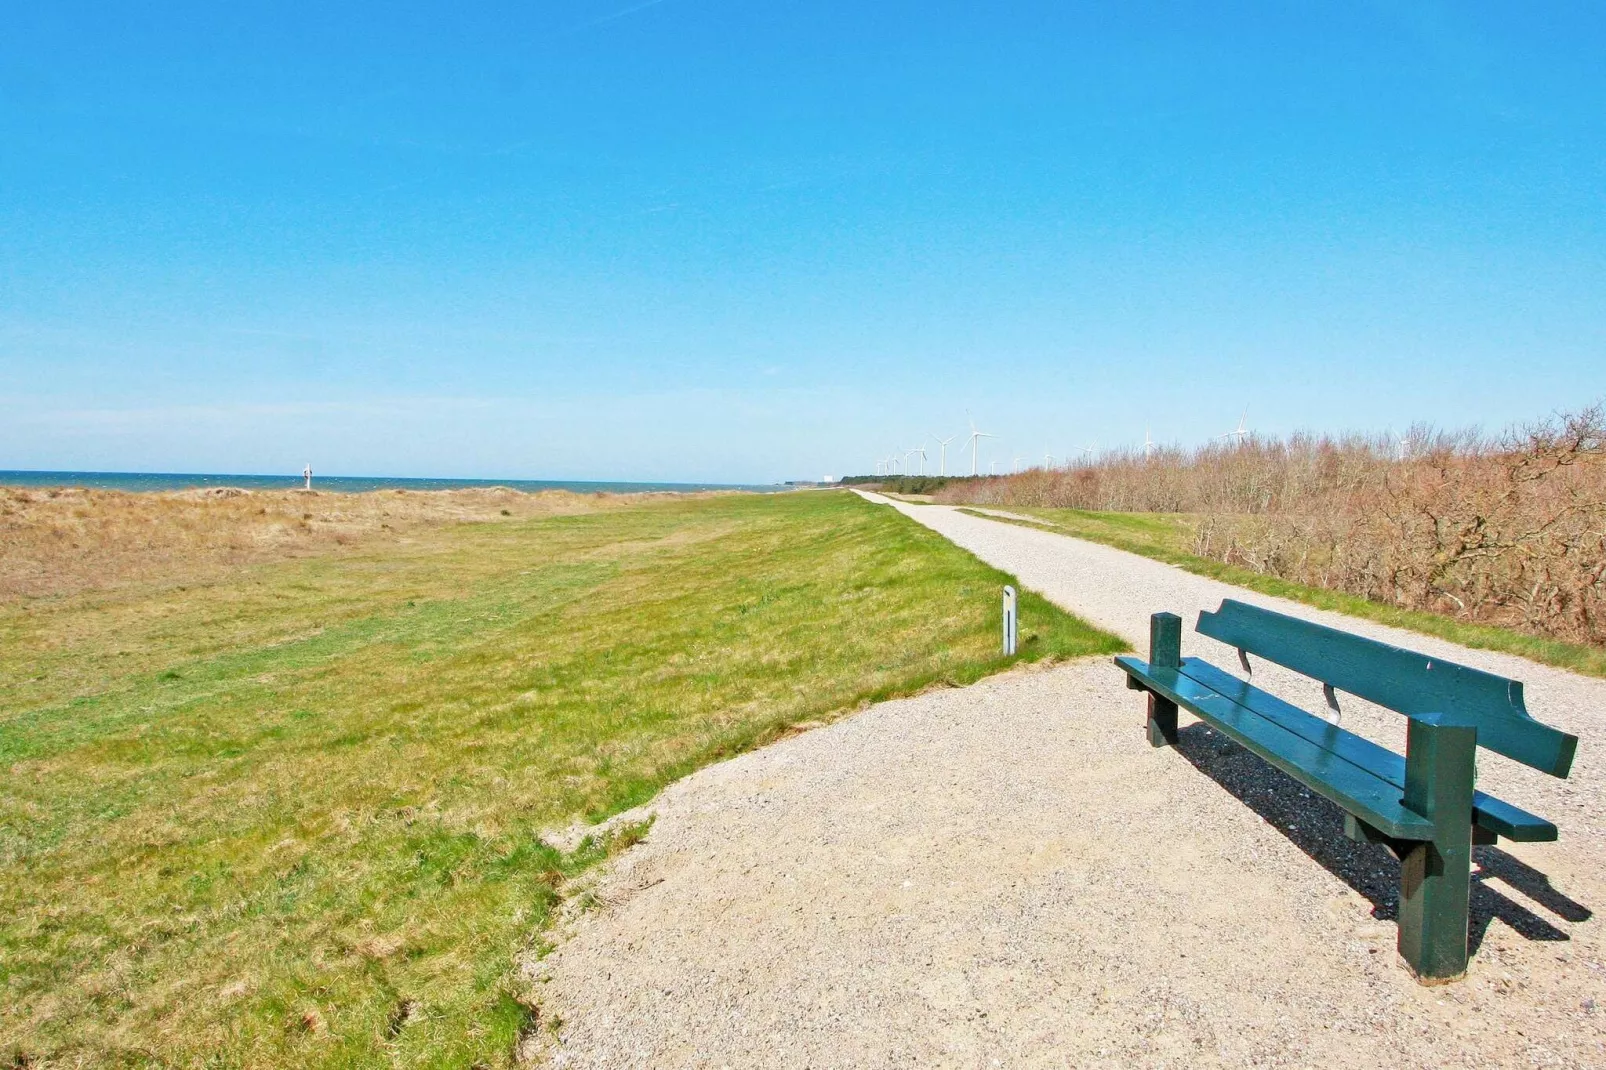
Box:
[2,491,1121,1068]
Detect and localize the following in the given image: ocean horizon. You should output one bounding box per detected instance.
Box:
[0,470,786,495]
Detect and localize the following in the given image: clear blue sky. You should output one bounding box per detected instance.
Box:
[3,2,1603,482]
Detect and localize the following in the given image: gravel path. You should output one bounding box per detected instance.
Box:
[532,496,1605,1068]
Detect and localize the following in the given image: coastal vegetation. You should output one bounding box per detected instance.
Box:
[960,506,1606,679]
[0,490,1121,1068]
[930,405,1606,657]
[838,475,972,495]
[0,484,634,602]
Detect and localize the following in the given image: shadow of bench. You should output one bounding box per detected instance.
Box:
[1171,720,1589,953]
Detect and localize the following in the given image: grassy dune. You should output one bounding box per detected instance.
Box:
[0,483,628,601]
[2,490,1122,1068]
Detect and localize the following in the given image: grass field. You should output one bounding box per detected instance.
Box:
[2,490,1123,1068]
[960,505,1606,678]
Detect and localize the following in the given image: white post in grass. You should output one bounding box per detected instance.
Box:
[1002,585,1017,656]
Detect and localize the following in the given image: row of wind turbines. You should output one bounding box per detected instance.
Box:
[872,408,1252,478]
[873,416,994,477]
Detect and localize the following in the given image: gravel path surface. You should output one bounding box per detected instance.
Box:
[532,496,1605,1068]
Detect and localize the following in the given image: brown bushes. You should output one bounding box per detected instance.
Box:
[932,432,1415,515]
[934,405,1606,646]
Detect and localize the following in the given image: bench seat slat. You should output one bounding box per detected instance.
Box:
[1174,658,1557,842]
[1115,654,1435,841]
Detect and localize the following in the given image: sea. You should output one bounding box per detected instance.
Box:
[0,470,784,495]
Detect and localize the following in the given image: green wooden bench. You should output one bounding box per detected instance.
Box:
[1114,599,1578,983]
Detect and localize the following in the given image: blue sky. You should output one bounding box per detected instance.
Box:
[2,2,1603,482]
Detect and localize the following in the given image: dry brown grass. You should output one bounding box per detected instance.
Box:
[934,405,1606,647]
[0,485,642,602]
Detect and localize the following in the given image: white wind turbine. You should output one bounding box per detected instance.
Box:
[1142,427,1155,459]
[1013,455,1026,473]
[932,434,957,476]
[1078,440,1098,462]
[912,443,928,475]
[965,413,995,476]
[1217,406,1250,445]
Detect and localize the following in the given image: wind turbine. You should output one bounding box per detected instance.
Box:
[1044,450,1055,468]
[911,443,928,475]
[1078,440,1098,462]
[1143,427,1155,459]
[1217,406,1250,445]
[965,413,995,476]
[932,434,957,476]
[1013,455,1026,473]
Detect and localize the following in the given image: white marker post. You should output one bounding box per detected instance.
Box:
[1002,585,1017,656]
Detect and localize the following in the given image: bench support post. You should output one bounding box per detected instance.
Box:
[1343,814,1413,861]
[1397,714,1477,983]
[1146,613,1182,747]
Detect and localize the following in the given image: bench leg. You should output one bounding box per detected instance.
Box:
[1396,715,1477,983]
[1145,612,1182,747]
[1146,693,1178,747]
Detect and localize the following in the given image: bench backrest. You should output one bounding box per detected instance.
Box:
[1196,599,1577,778]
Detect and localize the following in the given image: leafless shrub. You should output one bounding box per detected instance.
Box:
[935,405,1606,646]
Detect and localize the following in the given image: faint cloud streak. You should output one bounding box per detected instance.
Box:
[575,0,674,31]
